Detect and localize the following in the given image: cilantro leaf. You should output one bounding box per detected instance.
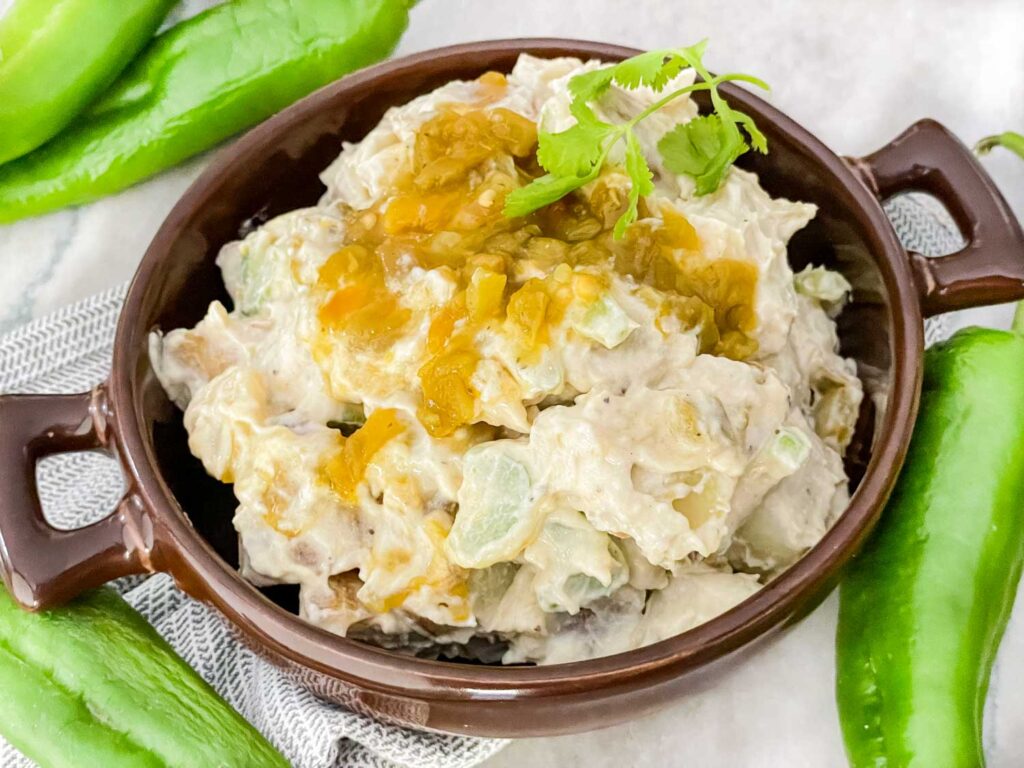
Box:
[656,114,729,175]
[536,117,613,178]
[732,109,768,153]
[569,66,615,103]
[658,114,747,195]
[673,39,710,71]
[567,67,615,122]
[615,132,656,238]
[611,49,685,92]
[503,172,597,218]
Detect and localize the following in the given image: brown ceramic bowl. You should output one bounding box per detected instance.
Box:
[3,40,1024,737]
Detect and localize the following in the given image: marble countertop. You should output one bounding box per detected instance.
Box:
[1,1,1023,765]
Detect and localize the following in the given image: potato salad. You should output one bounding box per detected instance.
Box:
[151,54,863,665]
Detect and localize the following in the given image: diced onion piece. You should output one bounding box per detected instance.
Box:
[233,242,276,316]
[794,265,851,304]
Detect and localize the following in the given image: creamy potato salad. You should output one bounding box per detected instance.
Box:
[151,55,863,665]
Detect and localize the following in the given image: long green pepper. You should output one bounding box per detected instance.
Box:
[0,0,415,223]
[0,585,289,768]
[0,0,175,165]
[975,131,1024,160]
[836,306,1024,767]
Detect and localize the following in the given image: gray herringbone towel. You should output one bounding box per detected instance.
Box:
[0,194,959,768]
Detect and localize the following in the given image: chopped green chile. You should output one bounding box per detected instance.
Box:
[572,294,638,348]
[813,380,858,447]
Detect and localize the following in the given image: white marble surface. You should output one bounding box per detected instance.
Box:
[1,1,1023,765]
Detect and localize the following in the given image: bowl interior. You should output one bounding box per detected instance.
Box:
[134,41,894,658]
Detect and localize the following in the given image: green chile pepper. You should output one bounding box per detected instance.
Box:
[0,0,414,223]
[976,131,1024,160]
[836,308,1024,767]
[0,585,289,768]
[0,0,175,165]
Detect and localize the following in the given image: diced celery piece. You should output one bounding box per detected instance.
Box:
[730,426,812,525]
[573,295,637,349]
[550,544,628,613]
[771,428,812,469]
[526,510,629,614]
[447,449,536,569]
[237,249,273,315]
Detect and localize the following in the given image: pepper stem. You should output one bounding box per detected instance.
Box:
[1014,302,1024,335]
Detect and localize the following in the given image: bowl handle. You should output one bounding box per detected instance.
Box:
[849,118,1024,316]
[0,386,154,610]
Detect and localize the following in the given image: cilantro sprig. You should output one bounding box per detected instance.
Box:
[503,41,769,238]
